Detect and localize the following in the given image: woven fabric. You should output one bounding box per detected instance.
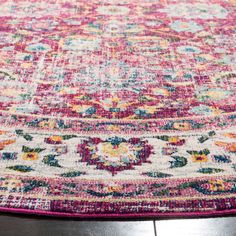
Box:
[0,0,235,217]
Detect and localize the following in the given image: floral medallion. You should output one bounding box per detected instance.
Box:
[77,137,153,175]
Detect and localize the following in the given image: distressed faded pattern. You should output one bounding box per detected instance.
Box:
[0,0,235,217]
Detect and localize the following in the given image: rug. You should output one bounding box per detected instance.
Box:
[0,0,235,218]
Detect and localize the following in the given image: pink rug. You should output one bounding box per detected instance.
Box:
[0,0,235,218]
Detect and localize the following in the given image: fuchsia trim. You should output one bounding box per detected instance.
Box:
[0,207,236,219]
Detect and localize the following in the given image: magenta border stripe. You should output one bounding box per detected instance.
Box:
[0,207,236,218]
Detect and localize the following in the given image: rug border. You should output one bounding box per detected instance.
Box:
[0,207,236,219]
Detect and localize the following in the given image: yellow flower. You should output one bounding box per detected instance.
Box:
[107,125,120,132]
[72,105,91,113]
[209,180,225,191]
[39,120,56,129]
[152,88,169,96]
[173,122,191,131]
[169,136,180,143]
[102,143,128,158]
[22,152,39,160]
[106,185,123,192]
[192,154,208,163]
[50,136,62,142]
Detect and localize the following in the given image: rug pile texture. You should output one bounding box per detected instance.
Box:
[0,0,235,218]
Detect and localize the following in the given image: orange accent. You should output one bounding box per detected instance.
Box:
[223,133,236,138]
[215,141,236,153]
[0,140,16,150]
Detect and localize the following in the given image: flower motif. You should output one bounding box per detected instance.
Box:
[162,147,177,155]
[77,137,153,175]
[190,105,222,115]
[160,3,228,19]
[38,120,57,129]
[187,149,210,163]
[170,21,203,33]
[45,136,63,145]
[104,184,123,193]
[196,87,233,101]
[192,154,208,163]
[173,121,191,131]
[168,137,185,146]
[71,105,96,116]
[177,45,201,54]
[51,145,68,155]
[209,180,226,192]
[61,36,101,51]
[135,105,158,117]
[22,152,39,160]
[25,43,51,52]
[1,178,22,191]
[96,5,130,15]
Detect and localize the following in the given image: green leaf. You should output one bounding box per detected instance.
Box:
[22,146,32,152]
[22,146,45,153]
[177,182,198,189]
[33,148,46,153]
[62,135,77,140]
[156,135,169,141]
[187,150,199,155]
[43,155,61,167]
[7,165,34,172]
[170,156,187,168]
[153,189,169,196]
[60,171,85,177]
[197,168,224,174]
[151,183,167,188]
[144,172,172,178]
[187,149,210,155]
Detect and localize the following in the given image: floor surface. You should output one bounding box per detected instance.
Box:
[0,214,235,236]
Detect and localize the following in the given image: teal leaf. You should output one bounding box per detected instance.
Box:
[198,135,209,143]
[43,155,61,167]
[213,155,231,163]
[208,131,216,136]
[60,171,86,177]
[144,171,172,178]
[16,130,33,141]
[23,180,48,192]
[7,165,34,172]
[15,129,24,135]
[23,134,33,141]
[197,168,224,174]
[200,149,210,155]
[170,156,187,168]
